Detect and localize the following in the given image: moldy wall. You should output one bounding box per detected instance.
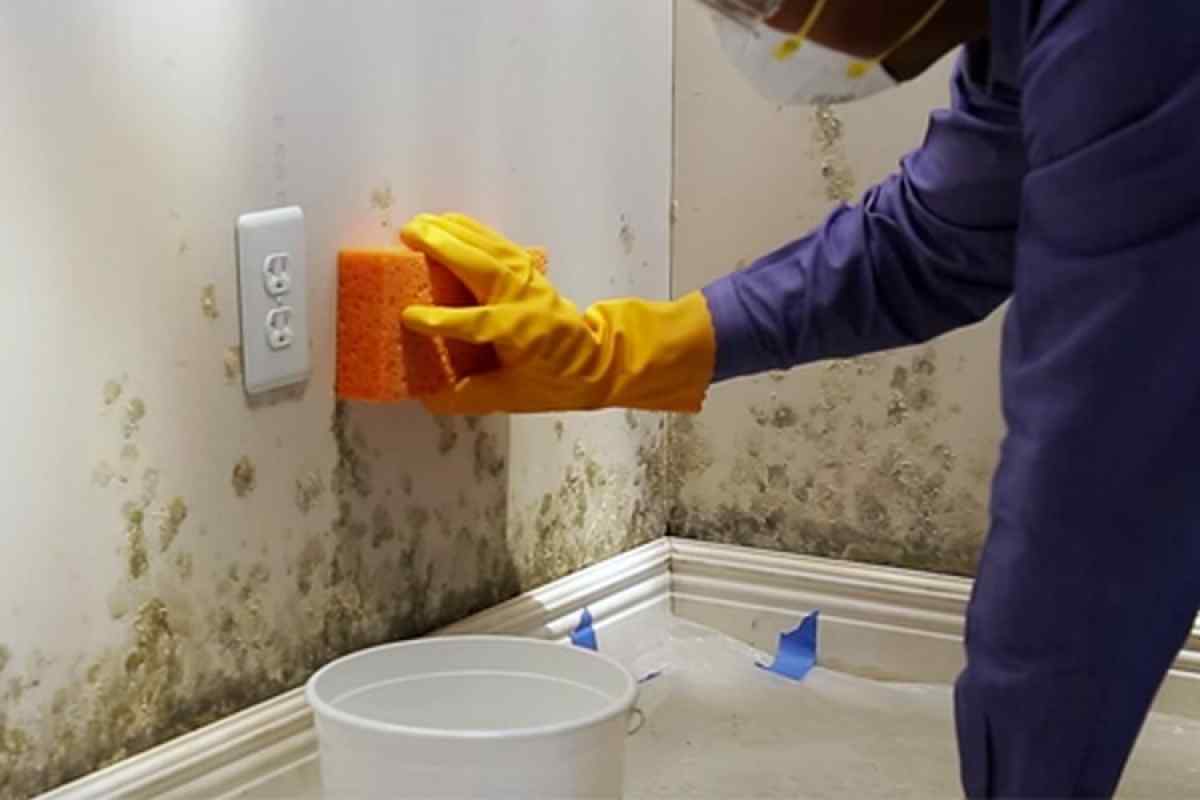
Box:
[669,2,1006,576]
[0,2,672,796]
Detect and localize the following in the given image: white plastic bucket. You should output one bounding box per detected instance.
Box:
[306,635,639,799]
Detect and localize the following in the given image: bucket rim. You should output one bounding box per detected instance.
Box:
[304,634,638,741]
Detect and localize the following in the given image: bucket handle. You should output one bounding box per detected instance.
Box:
[626,707,646,737]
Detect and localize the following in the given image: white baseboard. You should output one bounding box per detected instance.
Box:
[40,540,672,800]
[668,538,1200,718]
[668,538,972,684]
[39,537,1200,799]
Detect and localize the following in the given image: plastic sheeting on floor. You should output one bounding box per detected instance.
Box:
[616,619,1200,799]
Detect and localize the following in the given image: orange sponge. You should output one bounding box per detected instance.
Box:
[336,244,546,403]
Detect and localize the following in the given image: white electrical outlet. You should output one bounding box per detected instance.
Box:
[236,207,310,394]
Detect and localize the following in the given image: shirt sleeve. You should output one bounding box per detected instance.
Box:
[988,1,1200,581]
[960,0,1200,694]
[703,45,1025,381]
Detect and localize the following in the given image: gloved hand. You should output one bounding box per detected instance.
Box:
[399,212,716,414]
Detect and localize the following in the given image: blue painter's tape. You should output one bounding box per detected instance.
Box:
[571,608,598,651]
[757,610,819,681]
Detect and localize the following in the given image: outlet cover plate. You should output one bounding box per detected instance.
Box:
[236,206,311,395]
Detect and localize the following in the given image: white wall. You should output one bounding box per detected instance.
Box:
[0,2,672,794]
[670,1,1006,575]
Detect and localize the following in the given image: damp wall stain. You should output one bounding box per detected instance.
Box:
[670,347,997,577]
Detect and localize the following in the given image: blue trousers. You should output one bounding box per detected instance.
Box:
[954,515,1200,798]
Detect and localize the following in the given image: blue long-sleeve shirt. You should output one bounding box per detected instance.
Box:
[704,1,1200,648]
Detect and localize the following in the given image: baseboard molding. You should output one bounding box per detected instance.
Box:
[40,540,672,800]
[667,538,1200,717]
[669,538,972,684]
[40,537,1200,798]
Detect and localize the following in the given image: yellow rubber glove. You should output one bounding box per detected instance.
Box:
[399,212,716,415]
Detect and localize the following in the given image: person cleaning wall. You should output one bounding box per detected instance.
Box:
[397,1,1200,796]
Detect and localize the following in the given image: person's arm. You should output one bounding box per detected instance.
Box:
[953,8,1200,793]
[704,45,1025,380]
[978,0,1200,621]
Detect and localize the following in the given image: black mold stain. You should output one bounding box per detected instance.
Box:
[123,398,146,439]
[814,104,856,203]
[231,457,257,498]
[371,505,397,548]
[512,423,671,592]
[158,497,188,553]
[331,402,372,498]
[472,430,505,482]
[7,397,668,796]
[295,472,324,514]
[435,417,458,455]
[122,504,149,580]
[671,347,989,577]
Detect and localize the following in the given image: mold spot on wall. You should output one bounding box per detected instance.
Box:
[121,443,140,467]
[619,214,636,256]
[102,380,123,407]
[122,504,149,581]
[295,471,325,514]
[509,423,671,592]
[200,284,219,320]
[554,420,565,441]
[173,552,194,582]
[669,414,715,492]
[296,536,326,597]
[331,402,372,498]
[370,183,394,228]
[750,401,799,430]
[0,646,10,675]
[158,497,188,553]
[473,430,505,481]
[371,505,397,548]
[673,348,989,577]
[435,417,458,454]
[231,457,257,498]
[92,461,116,488]
[813,104,856,203]
[123,398,146,439]
[223,346,242,384]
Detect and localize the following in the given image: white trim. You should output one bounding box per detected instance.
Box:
[38,537,1200,798]
[40,540,672,800]
[667,539,1200,716]
[668,538,972,684]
